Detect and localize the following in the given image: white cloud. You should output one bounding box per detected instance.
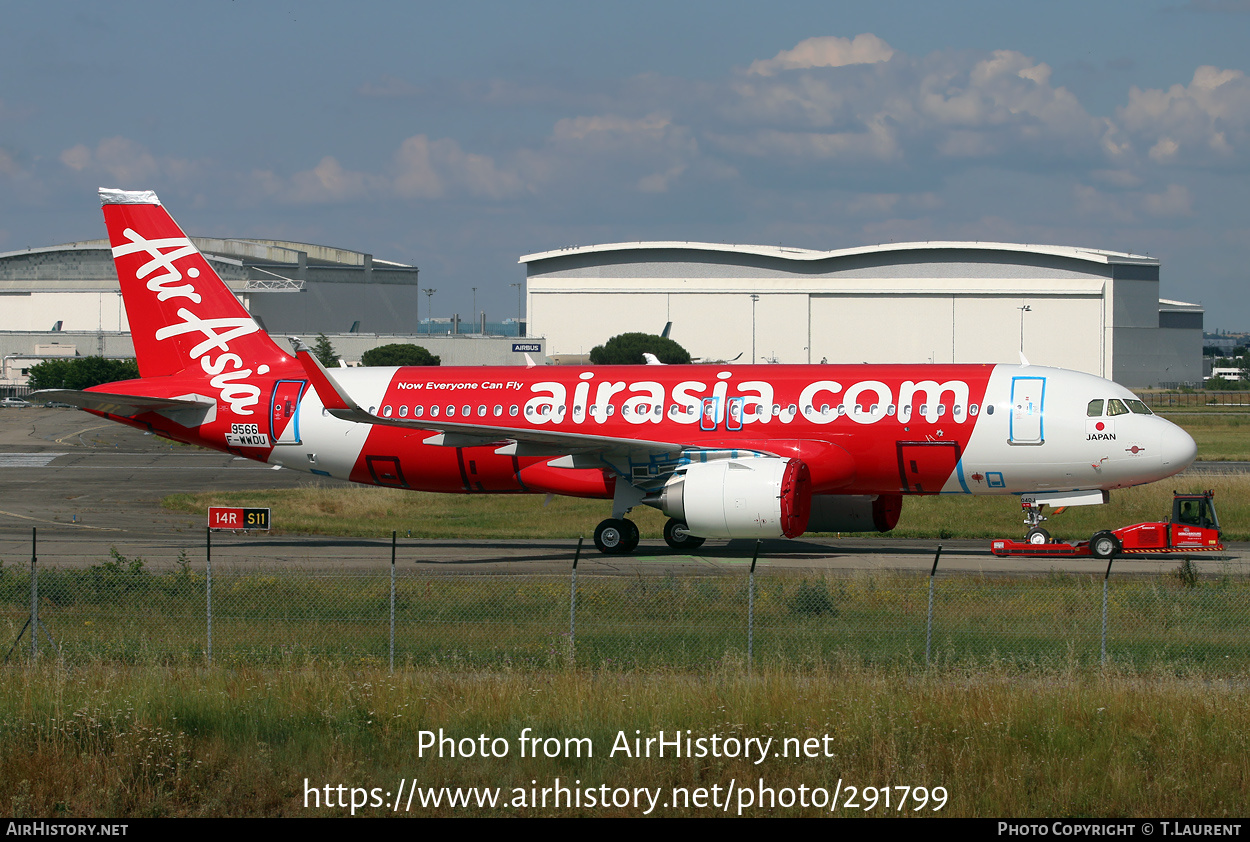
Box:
[721,40,1103,171]
[747,34,894,76]
[393,135,522,200]
[542,112,699,193]
[58,137,194,186]
[551,113,679,144]
[713,119,900,163]
[268,136,522,205]
[286,156,379,203]
[1149,137,1180,162]
[1117,66,1250,164]
[919,50,1094,141]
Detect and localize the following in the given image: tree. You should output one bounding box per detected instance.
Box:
[27,357,140,391]
[360,343,441,367]
[312,334,340,367]
[589,332,692,365]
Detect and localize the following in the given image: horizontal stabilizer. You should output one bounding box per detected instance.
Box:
[32,389,214,418]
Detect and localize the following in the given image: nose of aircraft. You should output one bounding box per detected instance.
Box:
[1159,419,1198,474]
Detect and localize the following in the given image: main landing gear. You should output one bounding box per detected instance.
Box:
[593,518,639,554]
[593,479,708,554]
[592,517,707,554]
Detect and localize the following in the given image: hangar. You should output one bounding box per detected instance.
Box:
[521,241,1202,389]
[0,238,542,389]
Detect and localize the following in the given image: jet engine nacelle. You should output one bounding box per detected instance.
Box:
[806,493,902,533]
[651,457,811,539]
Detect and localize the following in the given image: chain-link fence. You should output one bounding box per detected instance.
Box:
[1143,391,1250,408]
[4,534,1248,673]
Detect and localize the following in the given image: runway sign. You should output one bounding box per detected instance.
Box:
[208,506,271,530]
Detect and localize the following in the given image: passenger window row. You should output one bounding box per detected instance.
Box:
[348,402,981,422]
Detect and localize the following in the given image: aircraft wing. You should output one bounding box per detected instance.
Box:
[289,340,685,459]
[31,389,214,418]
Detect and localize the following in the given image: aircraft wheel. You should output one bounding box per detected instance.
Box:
[1090,531,1121,560]
[621,519,640,552]
[664,518,706,550]
[1025,527,1051,545]
[594,519,633,554]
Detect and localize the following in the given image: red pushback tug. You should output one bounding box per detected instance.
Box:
[991,491,1224,559]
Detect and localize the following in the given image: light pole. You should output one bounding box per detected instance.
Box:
[471,287,477,330]
[750,294,760,364]
[1018,304,1031,354]
[422,288,436,335]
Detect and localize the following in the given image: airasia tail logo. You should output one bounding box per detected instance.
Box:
[113,228,266,416]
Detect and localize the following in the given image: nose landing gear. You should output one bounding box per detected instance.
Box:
[1022,498,1052,543]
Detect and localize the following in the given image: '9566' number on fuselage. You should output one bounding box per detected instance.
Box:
[226,422,267,447]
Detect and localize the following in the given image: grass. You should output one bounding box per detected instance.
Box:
[1158,410,1250,461]
[3,661,1249,817]
[7,562,1250,672]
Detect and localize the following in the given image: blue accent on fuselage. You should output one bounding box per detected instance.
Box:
[954,458,971,494]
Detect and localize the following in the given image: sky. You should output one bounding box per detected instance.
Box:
[2,0,1249,330]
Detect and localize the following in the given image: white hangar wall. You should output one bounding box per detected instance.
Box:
[521,242,1202,389]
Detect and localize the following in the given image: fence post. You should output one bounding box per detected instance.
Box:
[30,527,37,661]
[1101,556,1114,666]
[206,527,212,666]
[926,545,942,666]
[748,539,760,673]
[570,538,582,664]
[390,531,396,673]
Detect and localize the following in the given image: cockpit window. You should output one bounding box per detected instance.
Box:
[1125,399,1153,415]
[1087,399,1104,417]
[1106,399,1129,416]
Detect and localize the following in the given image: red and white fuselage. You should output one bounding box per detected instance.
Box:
[43,189,1197,552]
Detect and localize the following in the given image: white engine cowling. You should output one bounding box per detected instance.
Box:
[651,457,811,539]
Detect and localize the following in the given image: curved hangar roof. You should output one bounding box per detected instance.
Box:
[0,238,416,292]
[521,240,1159,270]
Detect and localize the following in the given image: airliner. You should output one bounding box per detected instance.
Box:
[37,189,1199,553]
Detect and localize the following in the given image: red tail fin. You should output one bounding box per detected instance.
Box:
[100,188,288,379]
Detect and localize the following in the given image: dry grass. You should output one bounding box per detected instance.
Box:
[1160,411,1250,461]
[3,662,1249,817]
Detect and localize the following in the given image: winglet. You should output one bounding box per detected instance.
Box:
[643,352,664,365]
[289,336,358,412]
